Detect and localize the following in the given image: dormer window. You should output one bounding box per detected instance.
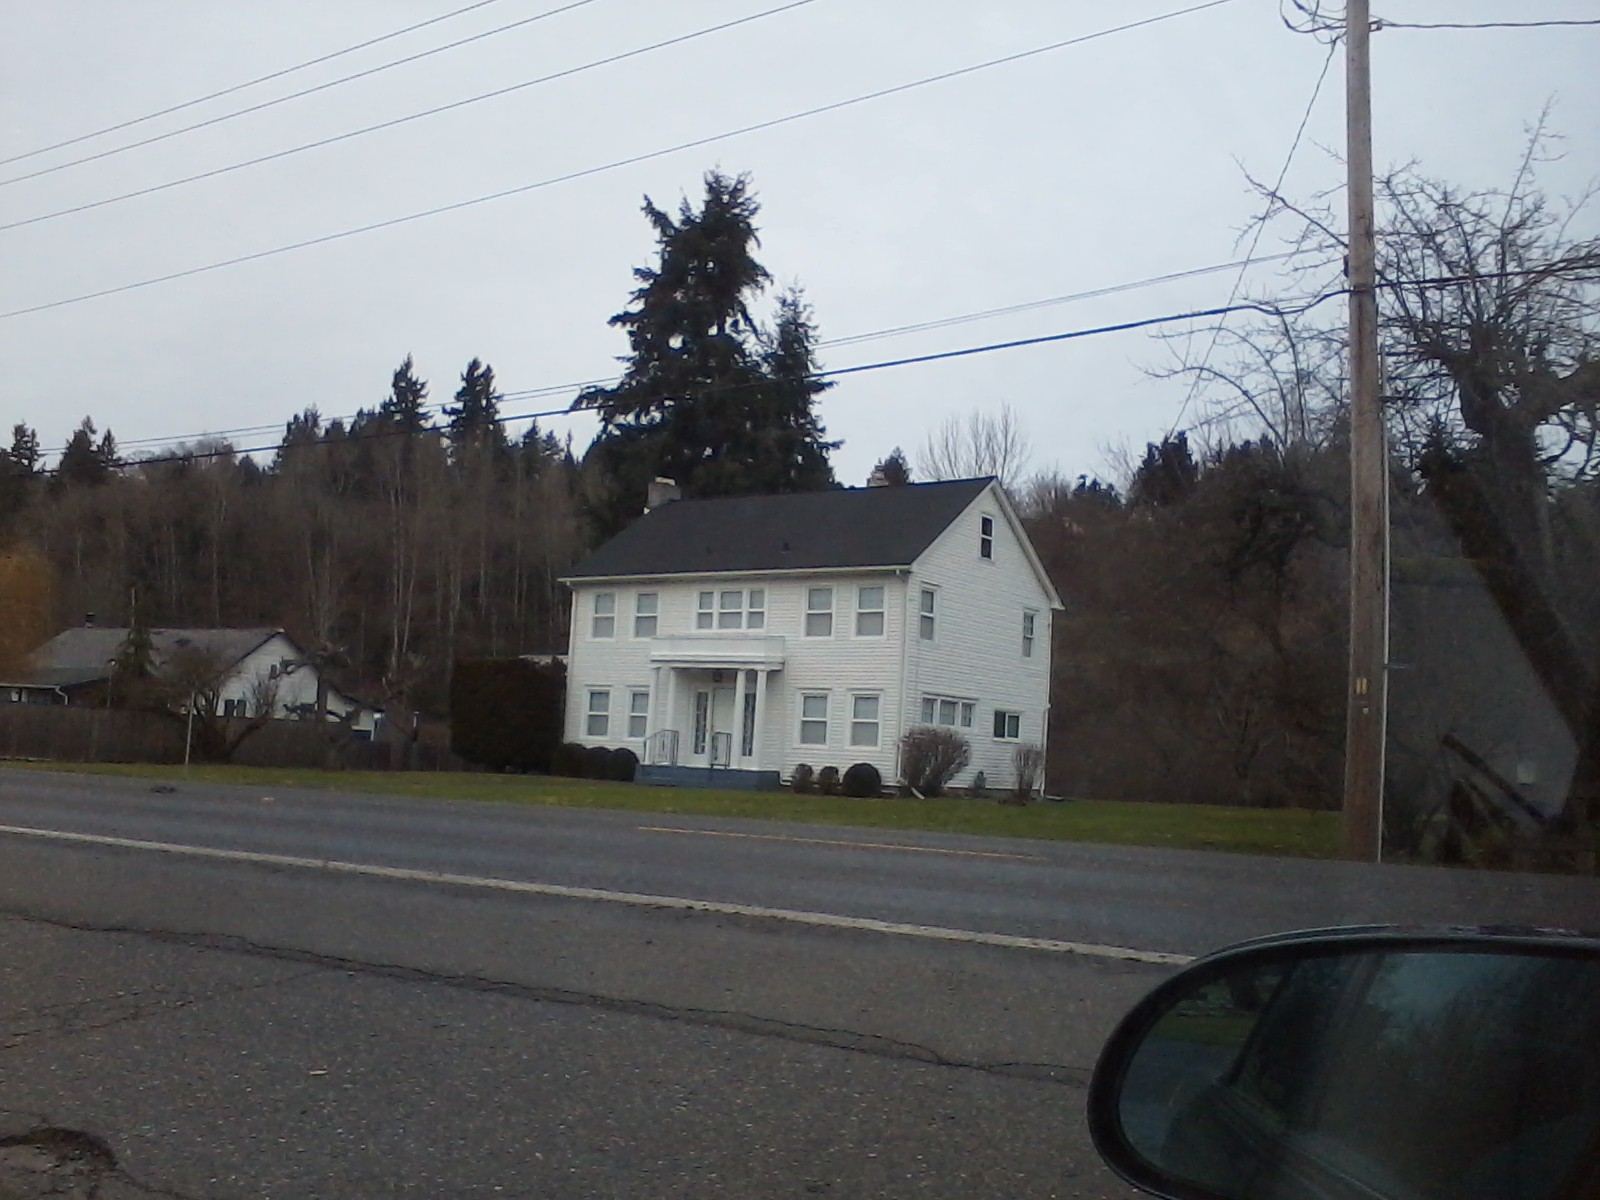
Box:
[980,515,994,560]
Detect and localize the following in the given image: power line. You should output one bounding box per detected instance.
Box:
[1375,17,1600,31]
[0,0,810,232]
[63,291,1321,475]
[0,0,1239,321]
[113,249,1316,452]
[0,0,600,189]
[39,261,1585,469]
[0,0,514,170]
[1165,37,1338,438]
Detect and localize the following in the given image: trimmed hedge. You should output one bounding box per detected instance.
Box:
[450,658,566,773]
[842,762,882,798]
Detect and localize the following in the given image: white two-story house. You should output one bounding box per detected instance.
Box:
[560,477,1063,791]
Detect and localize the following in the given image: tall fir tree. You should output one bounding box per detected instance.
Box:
[576,171,835,534]
[445,358,507,467]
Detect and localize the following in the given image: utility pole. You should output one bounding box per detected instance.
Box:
[1342,0,1388,861]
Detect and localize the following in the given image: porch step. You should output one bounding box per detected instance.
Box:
[636,764,782,792]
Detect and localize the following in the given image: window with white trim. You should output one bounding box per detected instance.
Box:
[855,585,885,637]
[993,709,1022,740]
[591,592,615,638]
[918,588,937,640]
[633,593,658,638]
[697,587,766,630]
[805,587,833,637]
[798,693,829,745]
[980,514,995,560]
[1022,610,1037,658]
[627,690,650,739]
[920,695,974,728]
[849,694,880,747]
[585,689,610,737]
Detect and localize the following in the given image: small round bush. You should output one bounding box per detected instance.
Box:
[842,762,881,798]
[817,765,841,795]
[553,742,584,777]
[609,746,639,782]
[582,744,612,779]
[790,763,816,794]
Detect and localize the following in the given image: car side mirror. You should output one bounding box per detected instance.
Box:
[1087,928,1600,1200]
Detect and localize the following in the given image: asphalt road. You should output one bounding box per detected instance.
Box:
[1,768,1596,1198]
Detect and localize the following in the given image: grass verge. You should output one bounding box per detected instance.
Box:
[5,760,1340,859]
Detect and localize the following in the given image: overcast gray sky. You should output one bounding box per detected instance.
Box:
[2,0,1596,485]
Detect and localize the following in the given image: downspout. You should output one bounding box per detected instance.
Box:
[895,567,912,789]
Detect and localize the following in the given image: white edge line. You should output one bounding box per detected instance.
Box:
[0,823,1194,966]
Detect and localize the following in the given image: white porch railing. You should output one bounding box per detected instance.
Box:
[647,728,680,766]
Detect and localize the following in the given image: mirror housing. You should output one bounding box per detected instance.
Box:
[1087,927,1600,1200]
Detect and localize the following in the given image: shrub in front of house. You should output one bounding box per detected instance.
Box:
[842,762,881,798]
[450,657,566,773]
[969,770,988,798]
[899,725,971,797]
[1009,741,1045,804]
[552,741,584,777]
[582,744,612,780]
[817,765,841,795]
[609,746,639,782]
[790,763,816,793]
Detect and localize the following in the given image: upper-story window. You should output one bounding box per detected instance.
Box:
[855,586,885,637]
[1022,610,1037,658]
[697,588,765,630]
[805,587,833,637]
[591,592,616,638]
[633,593,658,638]
[980,515,995,560]
[919,588,937,640]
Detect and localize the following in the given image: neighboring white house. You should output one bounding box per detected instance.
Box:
[4,625,378,733]
[560,477,1063,791]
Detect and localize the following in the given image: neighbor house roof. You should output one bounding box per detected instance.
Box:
[564,478,995,580]
[2,626,286,689]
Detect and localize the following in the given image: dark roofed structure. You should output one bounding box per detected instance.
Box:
[2,626,283,691]
[565,478,994,580]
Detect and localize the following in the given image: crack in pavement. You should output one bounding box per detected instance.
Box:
[0,970,322,1055]
[0,1123,206,1200]
[1,905,1096,1088]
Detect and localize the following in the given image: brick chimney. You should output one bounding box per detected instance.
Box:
[645,477,680,512]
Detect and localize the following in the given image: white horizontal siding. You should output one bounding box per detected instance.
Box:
[904,484,1055,792]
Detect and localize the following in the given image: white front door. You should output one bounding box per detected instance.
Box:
[691,687,737,766]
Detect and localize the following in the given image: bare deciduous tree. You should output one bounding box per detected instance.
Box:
[916,404,1031,488]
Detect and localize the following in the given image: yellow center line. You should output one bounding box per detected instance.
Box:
[637,825,1045,861]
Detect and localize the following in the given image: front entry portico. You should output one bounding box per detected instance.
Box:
[641,636,784,786]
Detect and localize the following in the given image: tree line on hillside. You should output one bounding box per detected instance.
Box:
[2,151,1596,864]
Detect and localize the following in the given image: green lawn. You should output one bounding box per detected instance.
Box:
[5,760,1340,859]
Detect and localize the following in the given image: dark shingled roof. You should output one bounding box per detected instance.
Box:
[1,627,283,689]
[566,478,995,580]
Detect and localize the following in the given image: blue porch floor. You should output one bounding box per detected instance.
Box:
[636,764,783,791]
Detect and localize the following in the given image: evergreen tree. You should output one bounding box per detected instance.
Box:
[54,417,117,489]
[444,358,507,465]
[381,355,431,432]
[576,171,835,532]
[1129,432,1200,509]
[871,447,912,486]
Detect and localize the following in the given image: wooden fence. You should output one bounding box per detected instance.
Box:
[0,704,468,772]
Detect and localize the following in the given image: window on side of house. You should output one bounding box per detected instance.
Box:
[634,593,658,638]
[920,695,974,728]
[919,588,936,640]
[585,689,610,737]
[849,694,880,747]
[746,588,766,630]
[591,592,615,638]
[717,589,744,629]
[993,709,1022,740]
[798,693,829,745]
[628,689,650,739]
[980,514,994,560]
[1022,610,1037,658]
[805,587,833,637]
[855,585,885,637]
[696,591,715,630]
